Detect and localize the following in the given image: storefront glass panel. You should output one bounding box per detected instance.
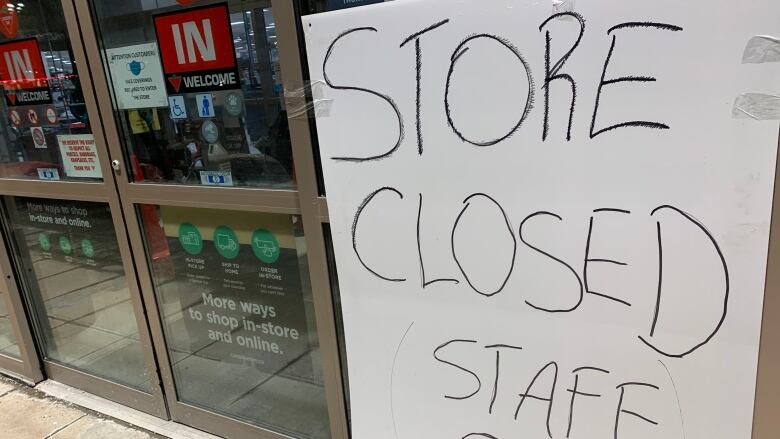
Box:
[0,0,100,182]
[139,204,329,438]
[0,288,20,359]
[1,196,150,390]
[90,1,294,189]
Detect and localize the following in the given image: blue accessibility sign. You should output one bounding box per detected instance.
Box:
[200,171,233,186]
[196,93,214,118]
[168,95,187,120]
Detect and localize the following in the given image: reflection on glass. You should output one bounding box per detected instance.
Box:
[2,196,149,390]
[91,1,294,188]
[140,205,329,438]
[0,288,20,358]
[0,0,98,181]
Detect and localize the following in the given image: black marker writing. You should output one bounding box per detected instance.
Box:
[590,22,682,138]
[484,343,523,414]
[638,205,729,358]
[520,211,583,312]
[539,12,585,141]
[324,27,404,161]
[400,19,450,155]
[614,382,660,439]
[433,339,481,400]
[584,208,632,307]
[352,187,406,282]
[445,34,535,146]
[514,361,558,438]
[567,366,610,437]
[452,193,517,296]
[417,193,459,288]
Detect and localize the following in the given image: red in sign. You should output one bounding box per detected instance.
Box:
[27,107,38,125]
[176,0,196,5]
[0,38,52,106]
[8,108,20,126]
[0,9,18,39]
[44,105,57,124]
[154,4,239,93]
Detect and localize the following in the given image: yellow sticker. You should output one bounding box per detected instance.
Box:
[128,109,161,134]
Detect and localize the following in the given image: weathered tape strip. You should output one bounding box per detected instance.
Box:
[284,79,333,119]
[742,35,780,64]
[732,93,780,120]
[552,0,576,20]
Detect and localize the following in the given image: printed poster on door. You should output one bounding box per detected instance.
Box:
[158,206,314,379]
[0,37,52,106]
[57,134,102,178]
[105,42,168,109]
[153,3,240,94]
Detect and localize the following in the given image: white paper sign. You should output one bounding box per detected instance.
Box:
[30,126,46,149]
[303,1,780,438]
[57,134,101,178]
[106,42,168,109]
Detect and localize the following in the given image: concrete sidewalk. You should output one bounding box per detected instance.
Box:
[0,376,160,439]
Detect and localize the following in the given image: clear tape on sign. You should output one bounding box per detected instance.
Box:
[742,35,780,64]
[732,93,780,120]
[552,0,576,19]
[284,79,334,119]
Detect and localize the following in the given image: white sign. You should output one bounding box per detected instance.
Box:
[106,42,168,109]
[196,93,214,118]
[36,168,59,180]
[168,95,188,119]
[303,1,780,438]
[30,126,46,148]
[57,134,101,178]
[200,170,233,186]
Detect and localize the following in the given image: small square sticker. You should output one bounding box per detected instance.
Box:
[37,168,60,180]
[168,95,188,119]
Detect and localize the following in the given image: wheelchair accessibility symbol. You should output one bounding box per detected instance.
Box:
[168,95,187,119]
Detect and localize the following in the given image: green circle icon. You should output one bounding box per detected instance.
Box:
[213,225,239,259]
[59,236,72,255]
[251,229,279,263]
[38,233,51,251]
[178,223,203,255]
[81,239,95,258]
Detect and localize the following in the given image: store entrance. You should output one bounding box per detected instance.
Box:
[0,0,168,418]
[0,1,344,438]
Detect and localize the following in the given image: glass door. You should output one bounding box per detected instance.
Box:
[79,0,348,438]
[0,0,168,417]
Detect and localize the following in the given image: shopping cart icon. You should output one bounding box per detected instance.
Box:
[181,232,200,246]
[253,238,277,258]
[216,233,238,252]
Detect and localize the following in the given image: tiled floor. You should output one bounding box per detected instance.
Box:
[0,377,157,439]
[0,228,331,438]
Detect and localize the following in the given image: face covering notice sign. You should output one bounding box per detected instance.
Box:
[106,42,168,109]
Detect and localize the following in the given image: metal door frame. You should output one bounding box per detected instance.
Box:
[0,0,169,419]
[2,1,780,439]
[73,0,349,437]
